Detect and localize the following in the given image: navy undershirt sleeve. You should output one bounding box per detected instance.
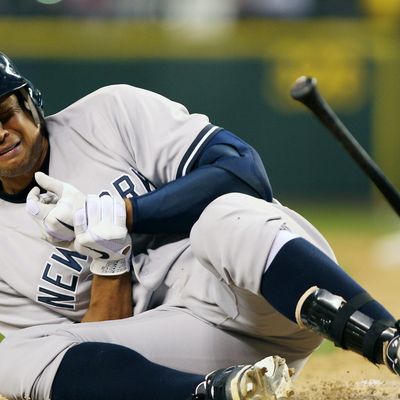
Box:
[132,165,261,234]
[131,129,272,234]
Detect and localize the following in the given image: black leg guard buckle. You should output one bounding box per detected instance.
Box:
[363,319,396,363]
[330,292,373,349]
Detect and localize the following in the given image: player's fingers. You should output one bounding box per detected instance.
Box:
[26,186,40,202]
[73,207,88,235]
[26,186,41,216]
[86,194,101,226]
[26,187,56,221]
[34,172,64,196]
[100,194,113,225]
[35,172,70,197]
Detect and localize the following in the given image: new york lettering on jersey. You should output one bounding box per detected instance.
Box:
[38,247,88,310]
[36,169,153,311]
[0,169,150,330]
[112,168,155,199]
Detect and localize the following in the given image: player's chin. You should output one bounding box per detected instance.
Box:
[0,154,35,179]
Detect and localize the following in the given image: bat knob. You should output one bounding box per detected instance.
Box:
[290,76,317,101]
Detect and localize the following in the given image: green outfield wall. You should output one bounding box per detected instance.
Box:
[1,18,399,203]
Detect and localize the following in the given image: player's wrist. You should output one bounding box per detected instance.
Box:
[124,198,134,232]
[90,257,131,276]
[81,272,133,322]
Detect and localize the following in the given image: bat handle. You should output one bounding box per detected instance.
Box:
[290,76,317,102]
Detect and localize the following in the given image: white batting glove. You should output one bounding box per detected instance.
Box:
[26,172,85,243]
[73,194,132,276]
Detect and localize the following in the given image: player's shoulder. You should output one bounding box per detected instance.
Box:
[67,84,145,109]
[83,84,168,103]
[90,84,145,98]
[47,84,168,121]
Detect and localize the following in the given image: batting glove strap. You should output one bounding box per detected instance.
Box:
[90,258,131,276]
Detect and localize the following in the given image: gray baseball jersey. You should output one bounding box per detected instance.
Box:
[0,84,213,336]
[0,85,336,400]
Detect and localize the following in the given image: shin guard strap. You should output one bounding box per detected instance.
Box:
[330,292,373,348]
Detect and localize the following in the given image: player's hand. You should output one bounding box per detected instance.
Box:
[26,172,85,243]
[73,194,132,276]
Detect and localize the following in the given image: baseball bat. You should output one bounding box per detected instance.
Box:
[290,76,400,217]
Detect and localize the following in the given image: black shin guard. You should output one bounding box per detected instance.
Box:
[296,287,397,364]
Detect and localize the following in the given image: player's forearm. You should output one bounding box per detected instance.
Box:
[81,272,133,322]
[126,166,261,234]
[124,130,272,234]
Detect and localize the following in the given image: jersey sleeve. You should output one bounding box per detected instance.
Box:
[131,129,273,234]
[112,85,217,187]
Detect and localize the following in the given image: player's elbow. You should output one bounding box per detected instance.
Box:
[194,143,273,202]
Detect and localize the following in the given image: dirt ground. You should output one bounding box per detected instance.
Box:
[293,227,400,399]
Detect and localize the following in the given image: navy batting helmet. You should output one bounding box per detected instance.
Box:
[0,52,43,112]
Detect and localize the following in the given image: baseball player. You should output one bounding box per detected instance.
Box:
[0,51,399,400]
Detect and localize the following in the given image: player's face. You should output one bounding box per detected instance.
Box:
[0,94,48,192]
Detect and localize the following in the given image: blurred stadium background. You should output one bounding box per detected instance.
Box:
[1,0,399,229]
[1,3,400,396]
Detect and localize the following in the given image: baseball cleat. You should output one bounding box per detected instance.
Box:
[192,355,294,400]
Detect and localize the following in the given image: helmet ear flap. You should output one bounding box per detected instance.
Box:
[19,88,42,127]
[26,85,43,111]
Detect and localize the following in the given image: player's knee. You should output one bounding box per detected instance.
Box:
[191,193,261,246]
[191,192,280,240]
[190,193,284,291]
